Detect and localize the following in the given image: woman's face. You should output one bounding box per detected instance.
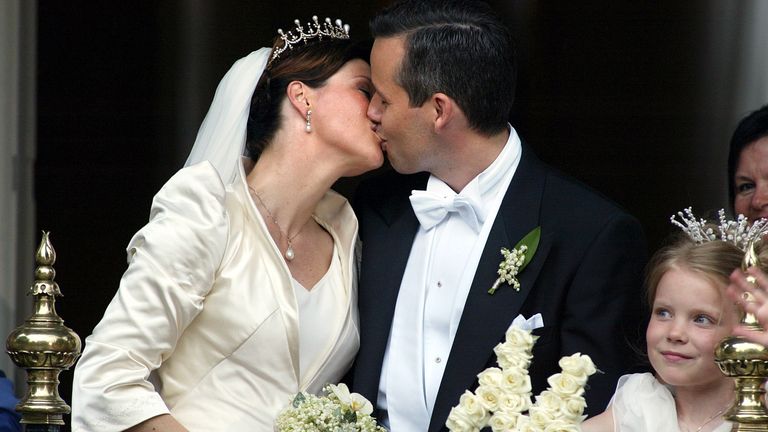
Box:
[312,59,384,176]
[646,266,737,391]
[734,137,768,221]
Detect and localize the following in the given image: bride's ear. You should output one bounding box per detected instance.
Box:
[286,81,313,118]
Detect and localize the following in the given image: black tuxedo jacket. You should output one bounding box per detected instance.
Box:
[351,146,648,431]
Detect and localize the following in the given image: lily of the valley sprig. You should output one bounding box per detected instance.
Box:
[489,226,541,295]
[275,383,385,431]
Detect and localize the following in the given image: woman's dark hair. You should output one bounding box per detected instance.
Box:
[728,104,768,208]
[245,37,370,160]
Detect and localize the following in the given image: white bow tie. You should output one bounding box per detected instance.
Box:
[409,190,486,232]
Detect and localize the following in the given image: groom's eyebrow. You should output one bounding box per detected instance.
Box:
[373,85,387,99]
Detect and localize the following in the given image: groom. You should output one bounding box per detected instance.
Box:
[350,1,647,431]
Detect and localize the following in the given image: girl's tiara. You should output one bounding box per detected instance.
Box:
[670,207,768,251]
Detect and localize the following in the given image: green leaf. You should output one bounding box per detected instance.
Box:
[340,408,357,423]
[291,392,306,408]
[514,226,541,271]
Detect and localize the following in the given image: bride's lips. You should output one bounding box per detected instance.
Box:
[373,130,387,151]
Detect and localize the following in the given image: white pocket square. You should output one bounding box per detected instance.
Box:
[507,313,544,332]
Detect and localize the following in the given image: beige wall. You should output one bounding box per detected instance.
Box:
[0,0,36,390]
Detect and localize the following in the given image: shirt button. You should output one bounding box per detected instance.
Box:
[437,281,442,287]
[435,357,442,363]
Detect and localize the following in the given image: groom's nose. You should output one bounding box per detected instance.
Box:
[367,93,383,124]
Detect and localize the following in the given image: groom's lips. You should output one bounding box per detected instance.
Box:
[373,131,387,151]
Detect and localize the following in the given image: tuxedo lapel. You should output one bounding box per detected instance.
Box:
[429,148,550,431]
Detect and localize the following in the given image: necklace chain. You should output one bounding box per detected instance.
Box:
[681,406,727,432]
[248,187,305,261]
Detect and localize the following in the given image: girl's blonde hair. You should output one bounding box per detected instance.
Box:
[645,232,768,307]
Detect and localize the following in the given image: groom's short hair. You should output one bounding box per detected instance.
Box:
[370,0,515,136]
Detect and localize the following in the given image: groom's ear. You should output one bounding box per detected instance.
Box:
[286,80,313,117]
[431,92,459,133]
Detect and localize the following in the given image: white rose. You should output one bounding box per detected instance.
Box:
[477,367,504,388]
[504,327,537,351]
[558,353,596,375]
[493,340,526,357]
[446,406,481,432]
[544,419,581,432]
[562,396,587,421]
[547,373,584,397]
[529,406,557,427]
[458,390,490,427]
[488,411,518,432]
[476,385,501,412]
[515,415,537,432]
[497,392,531,414]
[501,368,532,394]
[495,344,532,370]
[559,353,597,383]
[534,390,566,414]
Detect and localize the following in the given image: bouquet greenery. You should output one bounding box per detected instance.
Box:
[275,383,386,432]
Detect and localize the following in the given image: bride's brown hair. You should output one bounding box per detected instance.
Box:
[245,37,370,160]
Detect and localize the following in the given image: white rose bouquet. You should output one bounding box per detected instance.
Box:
[446,325,596,432]
[275,383,386,432]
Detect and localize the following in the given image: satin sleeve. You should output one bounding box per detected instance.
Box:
[71,162,229,432]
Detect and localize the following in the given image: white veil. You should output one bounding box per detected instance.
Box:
[184,47,271,184]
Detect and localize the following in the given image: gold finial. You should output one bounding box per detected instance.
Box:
[714,237,768,430]
[6,231,82,427]
[740,240,764,330]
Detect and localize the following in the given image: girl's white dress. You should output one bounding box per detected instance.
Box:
[611,373,732,432]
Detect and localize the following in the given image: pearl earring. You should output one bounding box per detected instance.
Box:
[305,109,312,133]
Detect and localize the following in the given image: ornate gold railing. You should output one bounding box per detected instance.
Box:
[6,232,81,431]
[715,238,768,431]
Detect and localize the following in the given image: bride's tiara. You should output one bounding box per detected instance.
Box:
[670,207,768,251]
[269,16,351,66]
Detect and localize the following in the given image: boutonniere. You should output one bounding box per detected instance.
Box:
[488,226,541,295]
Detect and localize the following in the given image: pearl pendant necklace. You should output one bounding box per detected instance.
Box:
[285,244,295,261]
[249,187,305,261]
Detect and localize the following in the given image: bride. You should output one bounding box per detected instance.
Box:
[71,16,383,432]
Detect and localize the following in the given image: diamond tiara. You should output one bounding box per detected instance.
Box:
[269,16,351,66]
[670,207,768,251]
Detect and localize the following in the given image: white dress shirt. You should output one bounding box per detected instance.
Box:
[378,126,522,431]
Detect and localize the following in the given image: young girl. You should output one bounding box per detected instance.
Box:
[583,211,768,432]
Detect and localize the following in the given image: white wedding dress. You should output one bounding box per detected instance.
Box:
[71,161,361,431]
